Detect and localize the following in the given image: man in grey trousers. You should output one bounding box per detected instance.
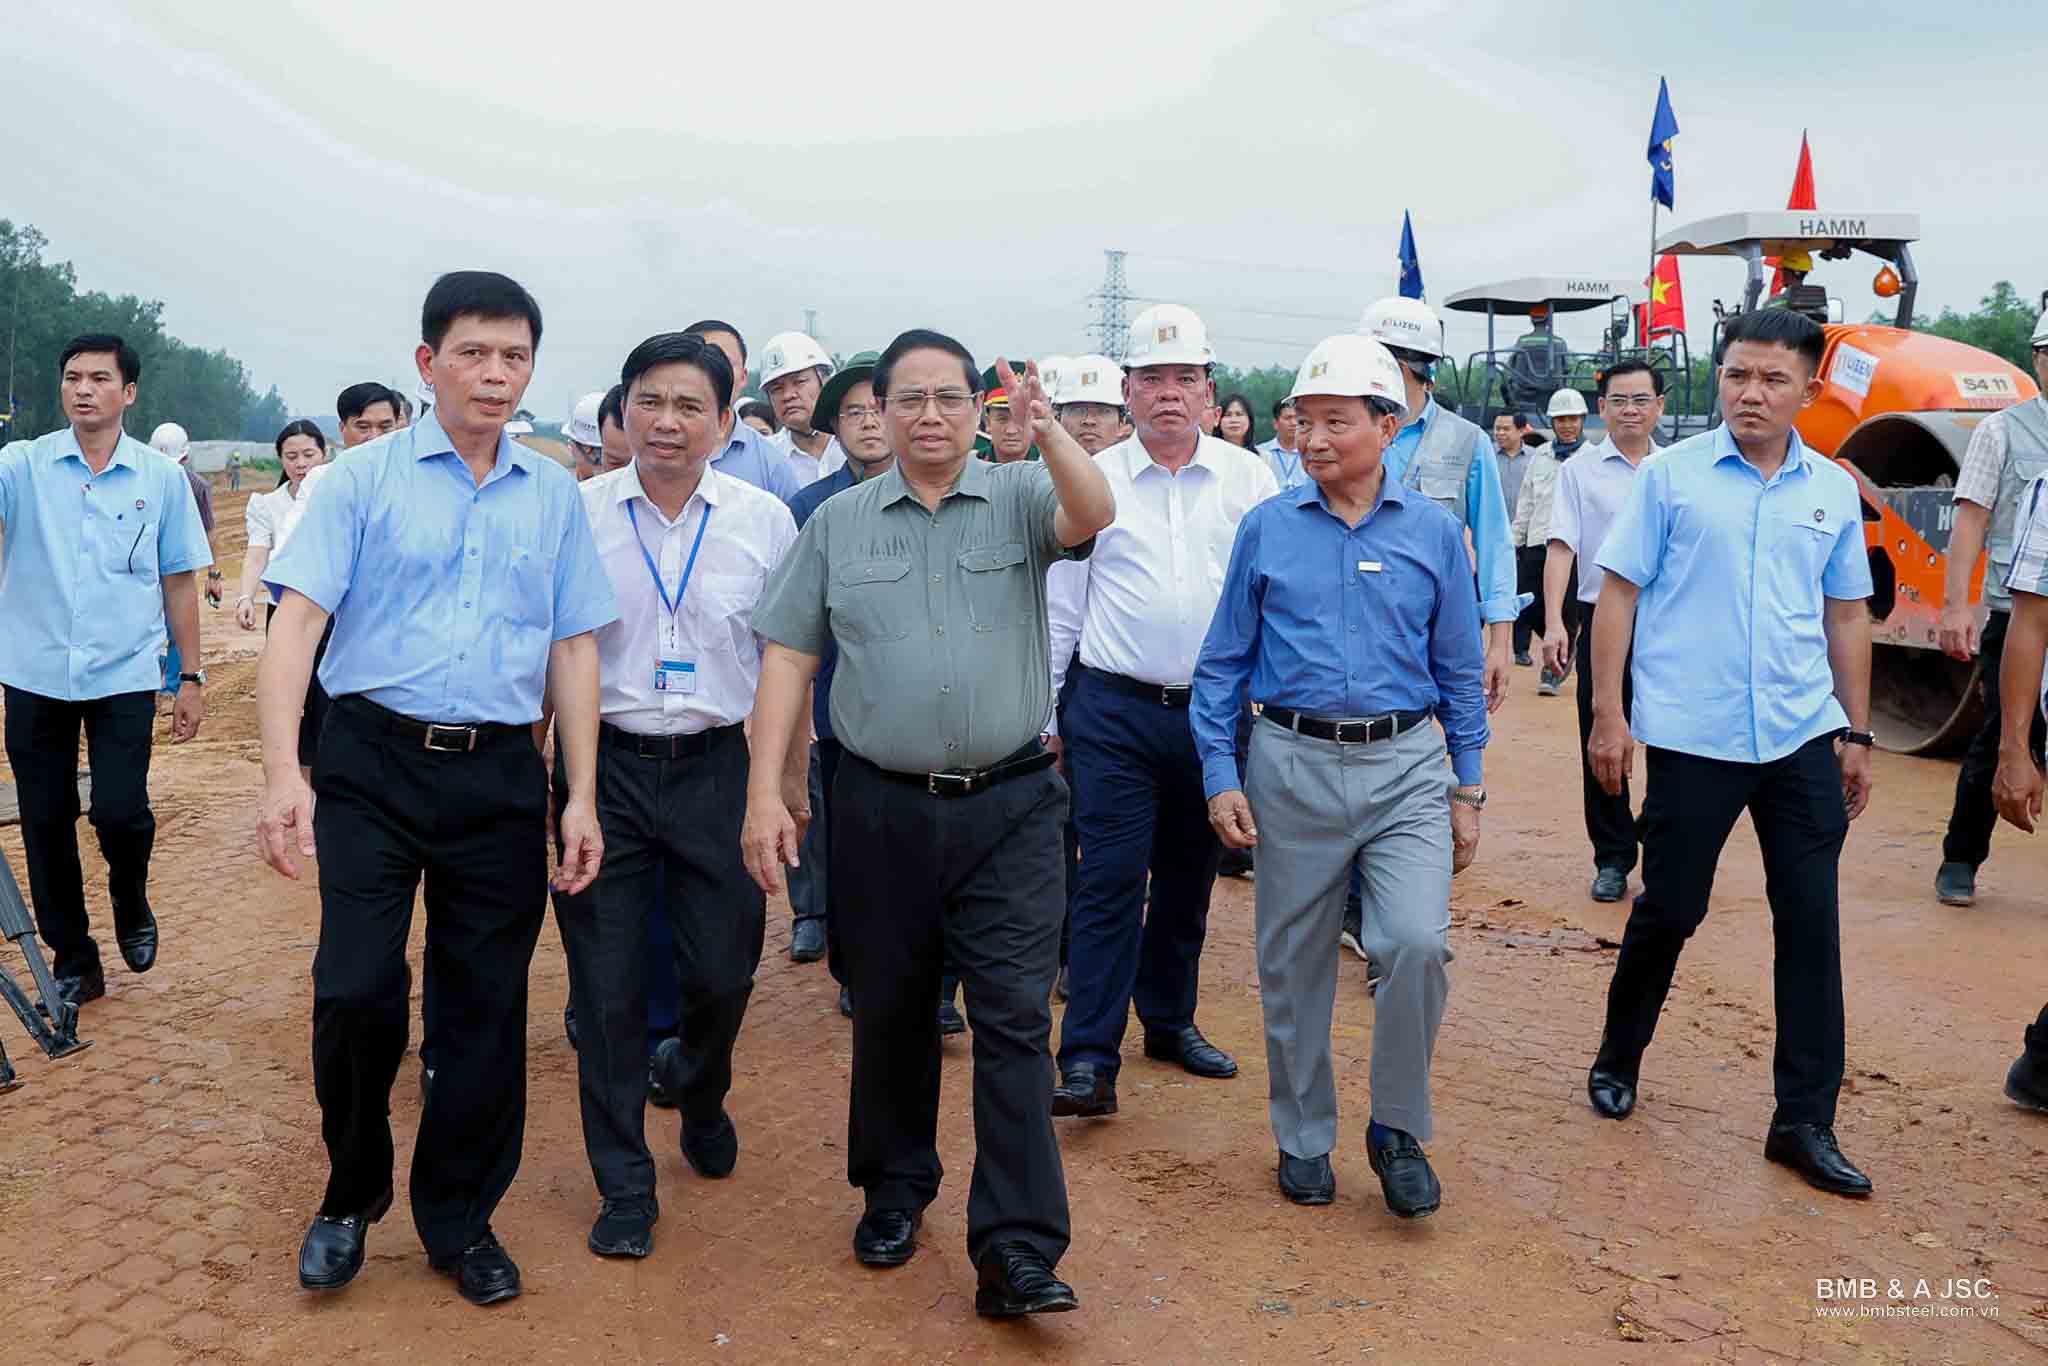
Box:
[1192,334,1490,1218]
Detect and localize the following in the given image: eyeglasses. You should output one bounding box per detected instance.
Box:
[1603,395,1660,410]
[887,389,975,416]
[838,404,882,425]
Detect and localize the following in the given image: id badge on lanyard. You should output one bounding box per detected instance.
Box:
[628,501,712,696]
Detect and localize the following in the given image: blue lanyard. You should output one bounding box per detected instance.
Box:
[626,499,712,635]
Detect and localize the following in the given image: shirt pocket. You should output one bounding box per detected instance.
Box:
[1767,515,1835,613]
[698,570,763,655]
[95,510,159,579]
[958,540,1032,632]
[830,556,913,643]
[505,546,557,628]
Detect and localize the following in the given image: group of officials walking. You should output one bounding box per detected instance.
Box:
[10,269,2048,1320]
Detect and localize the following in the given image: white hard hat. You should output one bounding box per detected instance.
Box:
[2032,308,2048,347]
[1289,334,1410,419]
[1546,388,1589,418]
[1357,296,1446,361]
[564,391,605,447]
[758,331,833,387]
[1037,355,1075,403]
[1124,304,1215,368]
[1058,355,1126,408]
[149,422,191,460]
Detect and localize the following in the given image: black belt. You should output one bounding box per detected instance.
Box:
[601,720,741,760]
[336,695,529,753]
[1085,666,1192,708]
[860,741,1056,798]
[1262,705,1433,745]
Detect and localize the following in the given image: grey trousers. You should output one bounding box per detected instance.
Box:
[789,744,827,926]
[1246,716,1452,1156]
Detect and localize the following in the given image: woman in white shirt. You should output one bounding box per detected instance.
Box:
[237,420,329,628]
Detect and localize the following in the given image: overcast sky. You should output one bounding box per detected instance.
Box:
[17,1,2048,420]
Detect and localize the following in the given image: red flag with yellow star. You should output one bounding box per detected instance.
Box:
[1636,255,1685,340]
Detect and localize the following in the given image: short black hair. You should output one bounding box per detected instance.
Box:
[393,391,414,419]
[421,270,543,352]
[598,383,626,435]
[60,334,140,386]
[1512,412,1533,429]
[683,319,747,364]
[336,381,398,424]
[1271,397,1295,420]
[1366,396,1403,421]
[619,332,736,413]
[737,398,780,432]
[1599,358,1667,397]
[275,419,328,457]
[874,329,979,401]
[1721,308,1826,374]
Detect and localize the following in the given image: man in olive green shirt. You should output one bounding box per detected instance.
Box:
[745,328,1113,1320]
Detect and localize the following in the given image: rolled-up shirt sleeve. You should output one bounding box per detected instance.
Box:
[1428,518,1490,785]
[1192,509,1265,799]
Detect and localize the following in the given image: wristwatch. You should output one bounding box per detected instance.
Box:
[178,671,206,687]
[1840,730,1876,748]
[1449,786,1487,810]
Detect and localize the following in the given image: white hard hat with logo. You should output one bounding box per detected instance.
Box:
[1289,334,1410,420]
[564,391,605,447]
[1123,304,1215,368]
[1058,355,1126,408]
[2033,308,2048,347]
[1546,388,1589,418]
[1357,296,1446,362]
[1037,355,1075,403]
[758,331,833,387]
[149,422,191,460]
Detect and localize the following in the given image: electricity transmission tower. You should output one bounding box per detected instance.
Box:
[1087,250,1133,362]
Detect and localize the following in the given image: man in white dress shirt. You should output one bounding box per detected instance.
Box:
[1046,304,1279,1119]
[552,332,799,1260]
[759,330,841,485]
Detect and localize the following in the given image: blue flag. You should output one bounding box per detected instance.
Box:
[1397,211,1424,300]
[1647,77,1679,210]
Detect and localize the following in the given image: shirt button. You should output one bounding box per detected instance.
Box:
[468,548,478,558]
[936,626,945,637]
[1350,624,1359,632]
[458,652,467,661]
[463,601,471,608]
[931,574,942,583]
[940,685,950,694]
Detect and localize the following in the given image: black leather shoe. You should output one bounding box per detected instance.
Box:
[53,965,106,1010]
[1367,1126,1442,1219]
[1054,965,1070,1002]
[838,986,854,1019]
[1935,861,1976,907]
[563,1004,579,1049]
[1144,1025,1238,1079]
[647,1053,677,1109]
[853,1208,921,1267]
[114,906,158,974]
[681,1109,738,1179]
[1590,868,1628,903]
[298,1185,393,1291]
[791,917,827,963]
[975,1241,1078,1317]
[1277,1151,1335,1205]
[1588,1066,1637,1120]
[1217,846,1253,879]
[1051,1064,1117,1117]
[1764,1123,1872,1197]
[588,1197,657,1258]
[2006,1044,2048,1112]
[432,1230,522,1306]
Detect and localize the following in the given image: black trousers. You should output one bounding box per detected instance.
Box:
[1514,545,1547,654]
[265,605,336,770]
[2,686,155,981]
[832,750,1071,1268]
[1576,602,1640,875]
[818,736,847,986]
[1597,735,1849,1125]
[552,723,764,1200]
[309,697,547,1260]
[1944,609,2048,868]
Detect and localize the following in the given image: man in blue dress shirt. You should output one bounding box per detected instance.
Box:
[256,272,618,1305]
[1584,308,1877,1199]
[1193,333,1488,1219]
[0,333,212,1008]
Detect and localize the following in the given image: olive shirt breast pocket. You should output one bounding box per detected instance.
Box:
[830,557,913,643]
[959,540,1031,632]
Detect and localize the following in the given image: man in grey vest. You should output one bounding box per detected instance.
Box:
[1932,307,2048,906]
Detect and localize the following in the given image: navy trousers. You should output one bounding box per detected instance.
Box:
[1057,668,1222,1076]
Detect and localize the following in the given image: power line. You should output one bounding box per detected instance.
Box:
[1130,250,1362,280]
[1128,295,1354,325]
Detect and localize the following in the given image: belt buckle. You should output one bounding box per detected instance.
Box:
[1160,685,1191,707]
[636,735,665,759]
[927,770,975,797]
[1333,719,1368,744]
[423,723,477,753]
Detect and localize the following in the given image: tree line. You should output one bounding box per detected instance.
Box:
[0,220,288,445]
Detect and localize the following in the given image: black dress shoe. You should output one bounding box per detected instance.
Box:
[838,986,854,1019]
[563,1003,579,1049]
[1587,1066,1637,1120]
[53,965,106,1010]
[791,917,827,963]
[432,1230,522,1306]
[588,1197,657,1258]
[114,907,158,974]
[1935,860,1976,907]
[2006,1044,2048,1112]
[938,993,967,1036]
[298,1185,393,1291]
[1143,1025,1238,1079]
[1217,846,1254,879]
[680,1108,739,1179]
[1367,1125,1442,1218]
[647,1053,677,1109]
[975,1241,1078,1317]
[853,1208,921,1267]
[1277,1151,1335,1205]
[1589,868,1628,903]
[1764,1122,1872,1197]
[1051,1064,1117,1117]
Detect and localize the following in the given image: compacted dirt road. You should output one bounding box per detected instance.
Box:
[4,486,2047,1364]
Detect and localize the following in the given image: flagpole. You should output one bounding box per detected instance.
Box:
[1642,202,1658,350]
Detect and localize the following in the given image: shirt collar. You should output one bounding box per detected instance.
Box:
[877,454,990,507]
[411,409,533,479]
[1711,422,1809,480]
[1291,467,1408,512]
[616,459,723,513]
[58,427,142,473]
[1397,395,1441,437]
